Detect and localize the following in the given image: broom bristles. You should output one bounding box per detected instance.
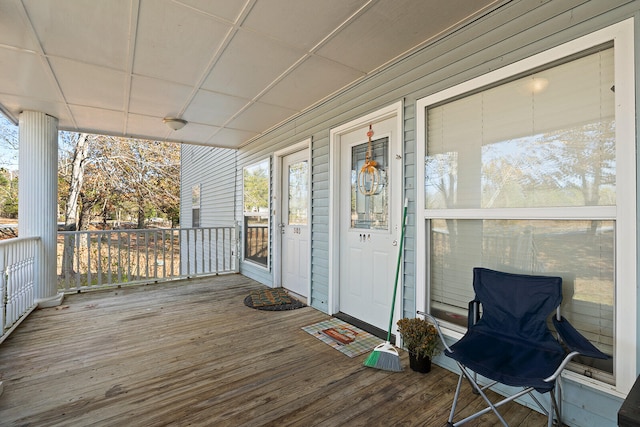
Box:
[363,342,402,372]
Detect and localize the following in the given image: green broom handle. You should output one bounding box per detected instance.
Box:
[387,198,408,342]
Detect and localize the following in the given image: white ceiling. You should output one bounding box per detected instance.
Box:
[0,0,502,149]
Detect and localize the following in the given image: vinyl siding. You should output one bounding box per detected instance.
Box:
[180,144,237,228]
[181,1,639,424]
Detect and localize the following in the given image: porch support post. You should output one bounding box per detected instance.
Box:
[18,111,63,308]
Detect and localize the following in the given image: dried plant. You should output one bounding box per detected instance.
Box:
[397,317,441,359]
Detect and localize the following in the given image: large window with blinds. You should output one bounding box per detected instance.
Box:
[422,45,623,384]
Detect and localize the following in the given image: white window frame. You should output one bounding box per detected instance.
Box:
[416,19,635,396]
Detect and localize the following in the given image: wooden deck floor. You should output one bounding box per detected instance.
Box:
[0,275,548,426]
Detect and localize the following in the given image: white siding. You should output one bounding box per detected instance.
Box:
[181,145,236,228]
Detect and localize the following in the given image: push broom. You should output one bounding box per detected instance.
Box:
[363,198,408,372]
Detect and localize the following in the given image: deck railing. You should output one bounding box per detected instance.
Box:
[57,226,239,292]
[0,237,40,341]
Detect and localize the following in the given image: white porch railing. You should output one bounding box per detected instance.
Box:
[58,226,239,292]
[0,237,40,342]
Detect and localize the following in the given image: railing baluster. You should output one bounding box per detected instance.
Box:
[185,229,190,276]
[117,231,123,284]
[135,231,140,281]
[161,230,166,279]
[222,228,226,272]
[213,228,218,274]
[153,230,157,279]
[76,232,81,291]
[107,232,112,285]
[170,229,175,277]
[86,231,92,288]
[199,229,202,274]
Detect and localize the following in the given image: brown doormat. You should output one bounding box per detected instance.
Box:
[244,288,306,311]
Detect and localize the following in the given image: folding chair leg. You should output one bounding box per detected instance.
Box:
[449,364,509,427]
[549,388,563,427]
[467,371,480,395]
[548,391,556,427]
[447,371,465,426]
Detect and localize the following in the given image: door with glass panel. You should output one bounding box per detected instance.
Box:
[339,115,400,330]
[280,149,310,297]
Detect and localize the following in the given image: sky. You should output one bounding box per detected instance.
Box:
[0,114,18,170]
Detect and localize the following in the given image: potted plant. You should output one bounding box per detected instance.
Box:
[397,317,441,373]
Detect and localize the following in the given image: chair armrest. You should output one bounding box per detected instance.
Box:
[542,317,611,383]
[416,311,453,353]
[552,316,611,360]
[468,299,480,329]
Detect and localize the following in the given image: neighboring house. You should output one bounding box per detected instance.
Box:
[182,2,639,426]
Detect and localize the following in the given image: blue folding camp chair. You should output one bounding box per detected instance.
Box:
[419,267,610,427]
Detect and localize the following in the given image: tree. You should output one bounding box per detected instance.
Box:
[60,133,91,231]
[529,121,616,207]
[0,116,18,169]
[89,137,180,228]
[0,116,19,221]
[243,162,269,212]
[0,169,18,218]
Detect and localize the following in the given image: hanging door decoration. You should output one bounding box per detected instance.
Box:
[351,124,389,230]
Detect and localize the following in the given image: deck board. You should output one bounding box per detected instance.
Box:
[0,275,549,426]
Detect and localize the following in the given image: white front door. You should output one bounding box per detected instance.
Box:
[280,149,310,297]
[338,114,401,330]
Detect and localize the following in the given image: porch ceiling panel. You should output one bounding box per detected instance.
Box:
[128,75,193,118]
[316,0,497,72]
[49,57,126,111]
[132,1,232,86]
[184,89,251,127]
[22,0,132,71]
[0,0,504,148]
[226,101,298,134]
[260,55,366,112]
[201,30,303,100]
[67,105,125,137]
[0,48,60,101]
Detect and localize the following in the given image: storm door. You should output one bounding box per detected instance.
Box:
[280,149,310,297]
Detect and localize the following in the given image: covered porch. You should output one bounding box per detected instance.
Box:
[0,275,546,426]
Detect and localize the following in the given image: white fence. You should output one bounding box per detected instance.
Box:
[0,237,40,342]
[58,226,239,292]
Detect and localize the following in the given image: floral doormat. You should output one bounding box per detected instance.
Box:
[243,288,306,311]
[302,318,383,358]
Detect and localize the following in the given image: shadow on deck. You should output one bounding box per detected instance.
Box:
[0,274,547,426]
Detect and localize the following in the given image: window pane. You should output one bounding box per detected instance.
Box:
[192,184,201,207]
[430,218,614,375]
[243,159,269,267]
[351,137,389,230]
[244,215,268,265]
[192,208,200,228]
[288,160,308,225]
[426,49,615,209]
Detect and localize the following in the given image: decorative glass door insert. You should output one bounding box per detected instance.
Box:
[350,137,389,230]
